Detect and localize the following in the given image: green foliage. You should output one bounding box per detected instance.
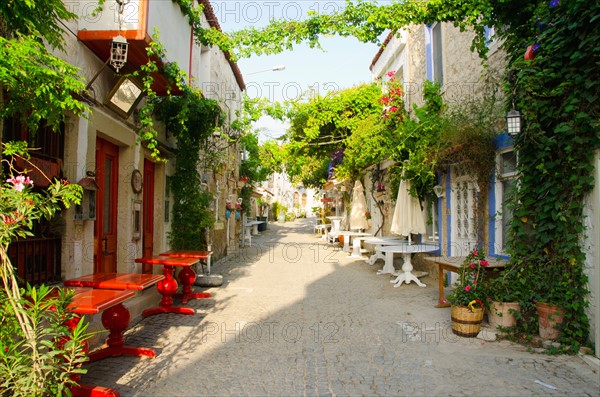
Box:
[155,88,222,250]
[226,1,495,60]
[387,80,448,201]
[0,285,91,397]
[284,83,382,187]
[1,144,86,395]
[0,0,77,49]
[503,0,599,351]
[335,114,394,180]
[0,36,88,132]
[240,132,271,184]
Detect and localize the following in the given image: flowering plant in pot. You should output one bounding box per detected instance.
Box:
[447,249,489,337]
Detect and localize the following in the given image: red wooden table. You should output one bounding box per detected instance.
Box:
[134,256,199,316]
[67,288,133,397]
[64,273,164,361]
[160,250,213,304]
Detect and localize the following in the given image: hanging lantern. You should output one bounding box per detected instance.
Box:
[110,35,128,73]
[506,109,521,136]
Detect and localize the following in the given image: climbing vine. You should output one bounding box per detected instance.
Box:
[504,0,600,350]
[155,86,222,250]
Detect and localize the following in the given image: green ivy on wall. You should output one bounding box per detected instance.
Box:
[504,0,599,351]
[155,87,222,250]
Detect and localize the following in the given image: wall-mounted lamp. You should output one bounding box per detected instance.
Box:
[506,109,521,136]
[75,177,99,221]
[433,185,445,199]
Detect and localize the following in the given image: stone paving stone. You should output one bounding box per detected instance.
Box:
[78,218,600,397]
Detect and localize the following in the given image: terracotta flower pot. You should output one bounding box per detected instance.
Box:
[535,301,565,340]
[488,301,521,328]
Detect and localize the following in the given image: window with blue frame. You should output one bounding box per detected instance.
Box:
[426,23,444,85]
[495,149,517,254]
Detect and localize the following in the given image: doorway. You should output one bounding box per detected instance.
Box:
[142,159,155,273]
[94,138,119,273]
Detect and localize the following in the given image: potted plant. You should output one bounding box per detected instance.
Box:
[235,202,243,220]
[532,266,568,341]
[225,201,232,219]
[486,268,521,329]
[447,249,490,337]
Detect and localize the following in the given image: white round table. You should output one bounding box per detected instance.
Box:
[376,244,438,287]
[363,237,407,265]
[338,231,372,255]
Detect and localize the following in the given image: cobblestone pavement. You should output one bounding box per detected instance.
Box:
[81,218,599,396]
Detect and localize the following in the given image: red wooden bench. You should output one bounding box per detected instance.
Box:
[134,256,200,316]
[66,287,135,397]
[64,273,164,361]
[160,250,213,304]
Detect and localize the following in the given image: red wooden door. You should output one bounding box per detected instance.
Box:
[142,159,155,273]
[95,138,119,273]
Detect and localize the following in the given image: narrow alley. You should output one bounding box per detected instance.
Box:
[78,218,599,396]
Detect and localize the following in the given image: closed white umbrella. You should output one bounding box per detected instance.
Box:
[349,180,369,231]
[390,178,426,243]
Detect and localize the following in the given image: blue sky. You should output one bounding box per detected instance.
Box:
[216,1,383,140]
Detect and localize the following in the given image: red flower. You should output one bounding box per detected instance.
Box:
[480,260,489,267]
[464,285,471,292]
[473,250,478,256]
[470,263,475,269]
[386,70,396,78]
[389,106,398,113]
[379,96,391,105]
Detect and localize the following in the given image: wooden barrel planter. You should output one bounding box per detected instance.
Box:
[451,305,484,337]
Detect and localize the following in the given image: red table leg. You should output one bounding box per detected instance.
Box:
[143,265,195,317]
[87,303,156,362]
[62,318,121,397]
[70,384,121,397]
[175,266,211,304]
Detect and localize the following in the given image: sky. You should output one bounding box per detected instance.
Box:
[215,1,383,141]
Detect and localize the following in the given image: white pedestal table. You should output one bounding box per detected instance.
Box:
[376,244,439,287]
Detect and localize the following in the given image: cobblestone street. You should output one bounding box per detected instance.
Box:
[81,218,599,396]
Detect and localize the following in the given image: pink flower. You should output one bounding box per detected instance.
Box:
[386,70,396,77]
[472,250,478,256]
[1,214,17,225]
[470,263,475,269]
[480,260,489,267]
[464,285,471,292]
[7,175,34,192]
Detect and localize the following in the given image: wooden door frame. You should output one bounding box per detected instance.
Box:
[94,138,119,273]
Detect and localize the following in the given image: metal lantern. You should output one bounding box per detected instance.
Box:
[506,109,521,136]
[110,35,128,72]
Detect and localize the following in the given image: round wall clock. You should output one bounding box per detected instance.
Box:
[131,169,143,193]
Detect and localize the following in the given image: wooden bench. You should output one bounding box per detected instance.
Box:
[66,287,137,397]
[64,273,164,361]
[424,256,507,308]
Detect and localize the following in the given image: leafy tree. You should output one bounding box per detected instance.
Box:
[1,1,93,394]
[284,83,382,186]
